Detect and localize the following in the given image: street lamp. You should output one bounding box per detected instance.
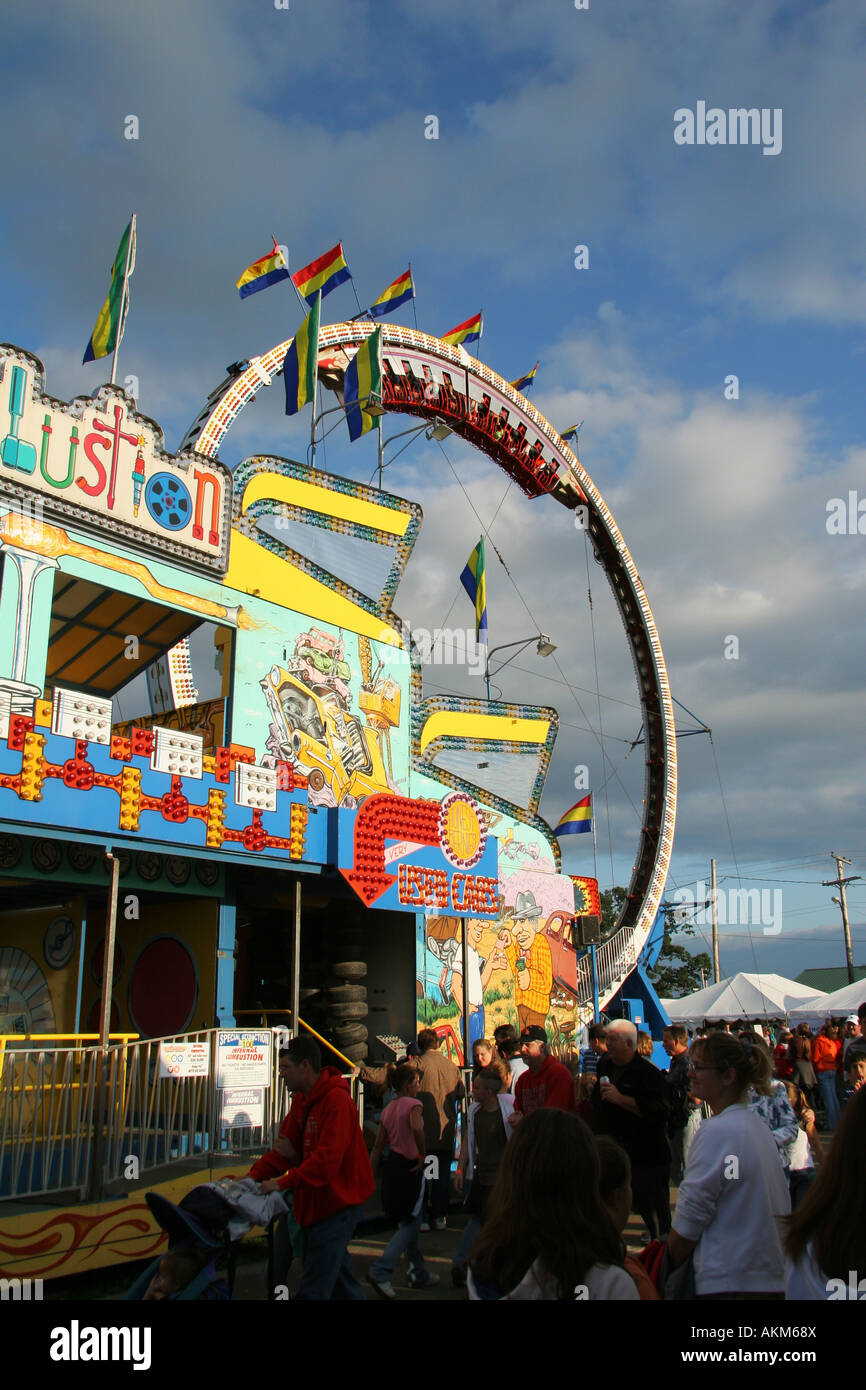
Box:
[484,633,557,700]
[375,417,451,488]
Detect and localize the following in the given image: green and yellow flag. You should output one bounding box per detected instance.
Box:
[83,216,136,364]
[283,291,321,415]
[344,326,383,440]
[460,537,488,647]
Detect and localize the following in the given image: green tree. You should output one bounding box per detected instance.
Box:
[649,912,712,998]
[599,886,627,940]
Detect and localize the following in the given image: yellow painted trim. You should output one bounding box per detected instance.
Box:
[225,531,401,642]
[419,711,550,754]
[0,1165,229,1280]
[239,471,411,537]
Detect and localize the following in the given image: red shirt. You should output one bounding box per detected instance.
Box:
[513,1054,578,1115]
[773,1043,793,1079]
[249,1067,374,1228]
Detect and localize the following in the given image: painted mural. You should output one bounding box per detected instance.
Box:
[260,625,406,808]
[416,815,591,1061]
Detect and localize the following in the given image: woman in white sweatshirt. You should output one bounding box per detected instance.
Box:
[667,1032,790,1298]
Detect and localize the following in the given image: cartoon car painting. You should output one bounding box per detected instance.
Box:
[261,664,390,807]
[544,910,580,997]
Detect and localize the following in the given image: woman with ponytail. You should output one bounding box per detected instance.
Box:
[667,1032,791,1298]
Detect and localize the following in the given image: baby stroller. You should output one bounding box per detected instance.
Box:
[124,1181,297,1301]
[124,1188,236,1301]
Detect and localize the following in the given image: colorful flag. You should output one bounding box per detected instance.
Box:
[283,292,321,415]
[83,216,136,364]
[344,327,383,441]
[511,361,538,394]
[441,311,483,349]
[460,537,488,647]
[369,267,414,319]
[554,795,592,836]
[292,242,351,306]
[236,239,290,299]
[560,421,583,443]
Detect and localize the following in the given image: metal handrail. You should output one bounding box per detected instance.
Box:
[1,1022,369,1204]
[234,1008,359,1071]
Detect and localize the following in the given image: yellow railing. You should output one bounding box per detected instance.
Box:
[233,1009,359,1071]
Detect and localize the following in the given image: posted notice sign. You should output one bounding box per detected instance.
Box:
[220,1087,265,1129]
[216,1030,272,1089]
[158,1041,210,1079]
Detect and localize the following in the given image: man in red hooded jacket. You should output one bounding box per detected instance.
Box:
[250,1036,374,1300]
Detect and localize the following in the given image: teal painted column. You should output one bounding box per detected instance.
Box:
[0,527,58,714]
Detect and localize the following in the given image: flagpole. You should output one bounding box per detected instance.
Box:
[110,212,135,388]
[291,281,309,316]
[409,261,418,331]
[590,792,598,883]
[310,290,321,469]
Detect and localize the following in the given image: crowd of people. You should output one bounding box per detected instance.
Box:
[237,1000,866,1301]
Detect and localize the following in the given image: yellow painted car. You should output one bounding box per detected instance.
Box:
[261,666,390,807]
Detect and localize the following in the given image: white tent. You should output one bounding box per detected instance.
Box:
[661,972,827,1027]
[788,977,866,1023]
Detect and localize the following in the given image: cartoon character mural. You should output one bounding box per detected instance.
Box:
[416,855,589,1059]
[497,889,552,1032]
[260,626,403,808]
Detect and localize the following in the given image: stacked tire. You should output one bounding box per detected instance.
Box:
[325,962,368,1063]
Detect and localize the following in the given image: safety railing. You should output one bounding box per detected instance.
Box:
[0,1035,139,1200]
[1,1024,368,1202]
[572,927,639,1014]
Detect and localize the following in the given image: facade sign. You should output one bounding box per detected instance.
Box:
[158,1040,210,1078]
[0,348,232,572]
[219,1086,265,1129]
[216,1030,271,1088]
[338,791,499,916]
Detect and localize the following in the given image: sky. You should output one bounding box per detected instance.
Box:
[1,0,864,986]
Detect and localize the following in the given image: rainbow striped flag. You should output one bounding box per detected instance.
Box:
[441,311,483,349]
[460,537,488,647]
[283,292,321,415]
[236,239,289,299]
[369,267,414,319]
[511,361,538,394]
[560,421,583,443]
[554,795,592,837]
[292,242,351,306]
[83,216,136,364]
[344,327,383,441]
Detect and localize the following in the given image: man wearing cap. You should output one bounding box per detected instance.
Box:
[509,1025,578,1123]
[841,1005,866,1065]
[497,890,553,1032]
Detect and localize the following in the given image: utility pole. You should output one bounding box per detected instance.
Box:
[822,852,860,984]
[710,858,720,984]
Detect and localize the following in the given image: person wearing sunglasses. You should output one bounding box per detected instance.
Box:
[666,1032,790,1299]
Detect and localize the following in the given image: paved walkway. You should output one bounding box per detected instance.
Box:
[230,1196,667,1300]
